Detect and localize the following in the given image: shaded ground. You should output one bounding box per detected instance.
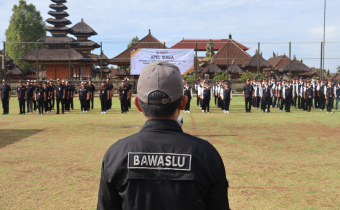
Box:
[0,97,339,209]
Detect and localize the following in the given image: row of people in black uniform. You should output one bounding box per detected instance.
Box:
[0,77,133,115]
[241,77,339,113]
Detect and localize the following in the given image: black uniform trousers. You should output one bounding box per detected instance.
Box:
[86,99,90,111]
[202,98,210,112]
[64,98,70,111]
[293,96,297,107]
[33,98,37,110]
[91,96,94,109]
[48,99,52,111]
[314,96,319,109]
[301,97,306,110]
[56,98,65,114]
[80,99,86,111]
[37,99,44,114]
[26,97,33,112]
[214,95,217,105]
[120,98,128,113]
[285,97,292,111]
[51,96,55,109]
[44,99,49,112]
[263,97,271,112]
[319,95,325,110]
[224,98,230,111]
[298,96,302,109]
[272,96,277,108]
[326,97,333,112]
[245,97,252,112]
[255,96,260,108]
[306,97,313,111]
[100,97,107,112]
[1,99,9,114]
[196,91,199,106]
[70,97,74,110]
[184,97,191,111]
[18,98,25,114]
[128,98,131,109]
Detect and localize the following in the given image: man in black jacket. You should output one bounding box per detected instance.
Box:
[0,79,11,115]
[97,61,230,210]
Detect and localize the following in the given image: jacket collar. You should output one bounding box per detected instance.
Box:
[140,119,183,133]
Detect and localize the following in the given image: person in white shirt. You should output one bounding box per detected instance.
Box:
[260,79,273,113]
[183,82,193,113]
[201,81,212,113]
[220,82,232,113]
[194,79,201,107]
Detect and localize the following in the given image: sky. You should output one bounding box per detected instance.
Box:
[1,0,339,72]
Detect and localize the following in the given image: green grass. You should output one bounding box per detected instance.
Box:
[0,97,340,209]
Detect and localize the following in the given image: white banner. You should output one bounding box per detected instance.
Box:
[130,49,194,75]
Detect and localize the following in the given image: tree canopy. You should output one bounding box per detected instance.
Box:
[5,0,46,71]
[127,36,139,48]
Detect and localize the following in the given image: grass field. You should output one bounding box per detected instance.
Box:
[0,96,340,209]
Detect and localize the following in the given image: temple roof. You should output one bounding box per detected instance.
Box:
[210,39,251,66]
[263,54,290,71]
[48,10,69,17]
[76,41,100,48]
[6,65,25,76]
[279,57,311,73]
[227,60,243,74]
[171,38,249,51]
[71,20,97,35]
[46,18,71,25]
[51,0,67,3]
[241,52,273,69]
[115,69,129,76]
[49,4,68,10]
[20,48,88,62]
[93,68,112,74]
[37,36,78,44]
[203,62,222,74]
[110,31,166,65]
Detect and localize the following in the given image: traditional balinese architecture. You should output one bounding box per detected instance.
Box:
[5,55,25,80]
[263,53,291,78]
[241,50,272,73]
[93,53,110,78]
[171,37,249,52]
[20,0,101,80]
[109,30,166,69]
[279,56,311,78]
[25,67,48,80]
[227,60,243,79]
[115,69,129,80]
[209,35,251,71]
[331,73,340,82]
[203,61,222,79]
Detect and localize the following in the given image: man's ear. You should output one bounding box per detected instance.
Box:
[133,96,143,112]
[178,95,188,111]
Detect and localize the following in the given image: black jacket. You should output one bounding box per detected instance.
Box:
[97,120,230,210]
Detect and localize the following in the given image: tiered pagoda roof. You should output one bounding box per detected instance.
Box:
[279,56,311,73]
[263,54,290,71]
[44,0,72,39]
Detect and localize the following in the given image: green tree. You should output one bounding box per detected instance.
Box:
[238,70,267,82]
[5,0,46,71]
[127,36,139,48]
[337,66,340,72]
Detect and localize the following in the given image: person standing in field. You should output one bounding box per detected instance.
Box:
[243,79,254,113]
[69,81,75,111]
[118,80,129,114]
[183,81,192,113]
[126,78,133,110]
[32,80,37,112]
[194,79,200,107]
[78,82,90,114]
[202,81,212,113]
[325,79,336,113]
[97,61,230,210]
[89,80,95,110]
[49,80,55,110]
[335,81,340,111]
[26,80,34,113]
[304,80,314,112]
[221,82,232,113]
[283,80,294,112]
[260,79,273,113]
[43,82,50,113]
[0,79,11,115]
[35,82,46,115]
[16,80,27,115]
[99,81,109,114]
[54,79,65,114]
[106,78,114,110]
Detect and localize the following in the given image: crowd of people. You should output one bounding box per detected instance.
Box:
[0,78,133,115]
[187,77,340,114]
[1,76,339,115]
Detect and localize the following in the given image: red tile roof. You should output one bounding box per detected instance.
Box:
[210,40,251,66]
[171,39,249,51]
[109,33,166,66]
